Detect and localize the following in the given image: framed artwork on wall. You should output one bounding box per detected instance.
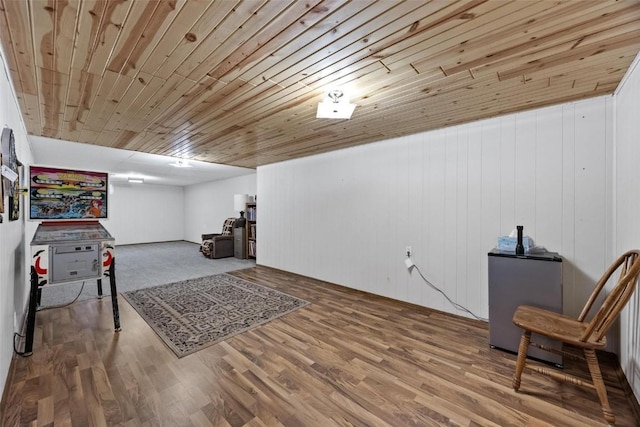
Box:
[29,165,109,221]
[1,127,20,215]
[1,127,18,197]
[8,164,21,221]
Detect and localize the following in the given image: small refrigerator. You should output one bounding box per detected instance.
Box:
[488,249,563,367]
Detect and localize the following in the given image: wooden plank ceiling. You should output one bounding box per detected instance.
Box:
[0,0,639,169]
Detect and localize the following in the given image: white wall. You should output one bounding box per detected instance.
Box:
[183,174,257,243]
[22,184,185,248]
[0,51,34,400]
[259,96,614,324]
[107,183,184,245]
[615,54,640,400]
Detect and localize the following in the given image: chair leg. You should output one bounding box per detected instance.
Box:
[584,349,615,425]
[513,330,531,391]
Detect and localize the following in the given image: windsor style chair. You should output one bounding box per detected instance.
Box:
[512,249,640,426]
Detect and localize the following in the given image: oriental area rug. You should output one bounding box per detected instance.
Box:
[122,273,309,358]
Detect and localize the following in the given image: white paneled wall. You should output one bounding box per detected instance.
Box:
[107,183,184,245]
[615,55,640,401]
[0,50,34,400]
[183,174,257,244]
[259,96,613,323]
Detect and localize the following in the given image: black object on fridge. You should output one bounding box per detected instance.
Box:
[488,248,563,367]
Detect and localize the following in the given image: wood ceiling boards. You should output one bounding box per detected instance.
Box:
[0,0,639,169]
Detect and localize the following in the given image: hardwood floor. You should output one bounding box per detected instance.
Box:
[1,265,638,426]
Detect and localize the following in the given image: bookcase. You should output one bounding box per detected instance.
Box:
[245,202,257,259]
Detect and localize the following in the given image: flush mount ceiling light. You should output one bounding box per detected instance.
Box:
[128,177,144,184]
[168,159,192,168]
[316,89,356,119]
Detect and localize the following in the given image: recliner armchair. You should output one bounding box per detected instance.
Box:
[200,218,236,259]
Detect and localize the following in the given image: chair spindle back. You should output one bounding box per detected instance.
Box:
[579,250,640,343]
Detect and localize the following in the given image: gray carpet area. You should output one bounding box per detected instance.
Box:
[38,241,256,308]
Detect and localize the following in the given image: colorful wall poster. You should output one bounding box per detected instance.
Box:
[29,166,109,220]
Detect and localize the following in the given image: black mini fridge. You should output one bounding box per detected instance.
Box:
[488,249,563,367]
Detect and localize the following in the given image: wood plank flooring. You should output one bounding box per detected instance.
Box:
[1,265,639,426]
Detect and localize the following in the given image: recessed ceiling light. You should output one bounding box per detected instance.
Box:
[128,177,144,183]
[168,159,192,167]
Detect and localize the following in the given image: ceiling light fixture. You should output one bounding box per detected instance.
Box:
[316,89,356,119]
[128,177,144,184]
[168,159,192,168]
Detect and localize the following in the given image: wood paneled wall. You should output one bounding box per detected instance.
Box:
[258,96,614,326]
[614,53,640,402]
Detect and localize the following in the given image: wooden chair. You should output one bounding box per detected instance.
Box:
[512,249,640,426]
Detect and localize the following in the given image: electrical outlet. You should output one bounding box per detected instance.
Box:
[405,246,411,257]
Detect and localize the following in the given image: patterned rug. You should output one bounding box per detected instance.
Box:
[122,273,309,357]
